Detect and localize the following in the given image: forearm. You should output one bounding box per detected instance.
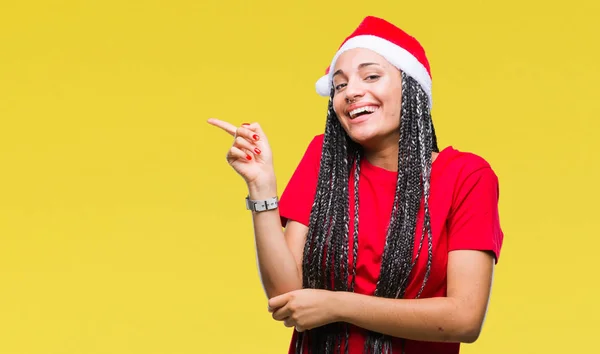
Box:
[248,181,302,298]
[335,292,481,343]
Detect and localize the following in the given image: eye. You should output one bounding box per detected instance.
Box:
[334,83,347,91]
[365,75,380,81]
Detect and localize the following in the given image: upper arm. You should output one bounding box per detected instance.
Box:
[278,136,323,282]
[444,164,503,340]
[447,250,495,335]
[447,166,504,262]
[283,220,309,281]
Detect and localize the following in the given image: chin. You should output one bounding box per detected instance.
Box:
[344,126,378,146]
[343,124,399,150]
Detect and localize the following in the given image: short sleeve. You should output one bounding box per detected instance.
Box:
[447,166,504,263]
[278,135,323,228]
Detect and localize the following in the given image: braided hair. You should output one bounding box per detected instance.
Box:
[296,71,439,354]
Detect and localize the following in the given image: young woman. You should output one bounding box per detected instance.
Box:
[208,16,504,354]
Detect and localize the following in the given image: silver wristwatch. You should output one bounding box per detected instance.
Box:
[245,196,279,212]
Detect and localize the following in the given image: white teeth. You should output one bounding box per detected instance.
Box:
[349,106,378,118]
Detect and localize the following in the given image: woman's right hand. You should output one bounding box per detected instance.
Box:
[207,118,276,188]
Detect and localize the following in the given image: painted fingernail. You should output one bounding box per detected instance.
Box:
[253,134,259,141]
[254,148,261,155]
[242,123,250,126]
[246,155,252,160]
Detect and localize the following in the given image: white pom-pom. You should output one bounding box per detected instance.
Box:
[315,75,331,97]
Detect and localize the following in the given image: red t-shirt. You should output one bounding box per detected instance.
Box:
[279,134,504,354]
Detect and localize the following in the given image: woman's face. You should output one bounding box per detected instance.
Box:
[332,48,403,149]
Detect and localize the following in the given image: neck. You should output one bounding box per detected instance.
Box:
[363,138,400,172]
[361,136,440,172]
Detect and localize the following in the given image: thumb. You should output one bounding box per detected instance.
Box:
[268,293,288,310]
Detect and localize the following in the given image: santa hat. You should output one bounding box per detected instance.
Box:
[315,16,433,108]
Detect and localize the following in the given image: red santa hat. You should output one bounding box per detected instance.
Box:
[315,16,433,108]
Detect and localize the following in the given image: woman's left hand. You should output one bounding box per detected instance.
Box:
[268,289,338,332]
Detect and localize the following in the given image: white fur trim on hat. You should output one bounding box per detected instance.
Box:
[315,35,433,108]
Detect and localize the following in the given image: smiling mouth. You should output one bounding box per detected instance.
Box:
[348,106,379,119]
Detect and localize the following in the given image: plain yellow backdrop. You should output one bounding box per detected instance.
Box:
[1,1,599,353]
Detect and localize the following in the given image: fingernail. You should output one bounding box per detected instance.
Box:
[254,148,261,155]
[242,123,250,126]
[253,134,259,141]
[246,155,252,160]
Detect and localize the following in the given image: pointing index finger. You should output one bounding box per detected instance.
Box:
[207,118,237,136]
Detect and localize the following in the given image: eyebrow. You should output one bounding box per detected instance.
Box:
[332,62,381,78]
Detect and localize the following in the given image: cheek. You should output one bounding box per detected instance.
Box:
[380,98,402,128]
[332,97,346,117]
[383,90,402,117]
[390,98,402,117]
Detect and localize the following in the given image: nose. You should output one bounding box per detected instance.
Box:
[344,78,365,103]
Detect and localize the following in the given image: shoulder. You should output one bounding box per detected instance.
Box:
[306,134,325,152]
[296,134,325,170]
[284,134,326,181]
[279,134,325,226]
[438,146,498,183]
[441,146,493,173]
[436,146,501,203]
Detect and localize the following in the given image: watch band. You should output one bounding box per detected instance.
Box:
[245,196,279,212]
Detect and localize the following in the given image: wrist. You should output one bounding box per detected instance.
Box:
[247,178,277,200]
[331,291,352,323]
[328,291,347,323]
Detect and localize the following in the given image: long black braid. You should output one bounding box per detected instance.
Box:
[296,72,439,354]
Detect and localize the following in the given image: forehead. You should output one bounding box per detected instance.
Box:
[333,48,392,72]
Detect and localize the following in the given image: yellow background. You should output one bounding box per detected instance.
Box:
[1,0,598,353]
